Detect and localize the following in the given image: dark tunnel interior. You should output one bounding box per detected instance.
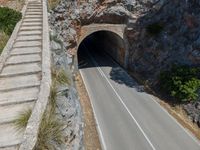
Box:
[77,31,144,90]
[77,30,126,69]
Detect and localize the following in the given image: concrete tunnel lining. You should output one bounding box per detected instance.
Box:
[77,30,127,68]
[74,24,130,71]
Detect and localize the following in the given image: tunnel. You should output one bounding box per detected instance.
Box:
[77,30,126,69]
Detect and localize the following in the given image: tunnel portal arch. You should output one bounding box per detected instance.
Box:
[78,24,125,46]
[75,24,128,70]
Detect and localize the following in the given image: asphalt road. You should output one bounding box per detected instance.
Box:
[78,43,200,150]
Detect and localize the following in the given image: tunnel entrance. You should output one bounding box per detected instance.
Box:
[77,30,126,69]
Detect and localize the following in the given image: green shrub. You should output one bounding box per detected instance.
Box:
[159,65,200,102]
[146,22,164,35]
[0,7,22,35]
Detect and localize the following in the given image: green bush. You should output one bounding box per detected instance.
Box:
[146,22,164,35]
[159,65,200,102]
[0,7,22,35]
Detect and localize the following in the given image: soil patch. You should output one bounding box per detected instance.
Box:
[75,72,101,150]
[0,0,25,11]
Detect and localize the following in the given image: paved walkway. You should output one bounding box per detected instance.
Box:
[0,0,44,149]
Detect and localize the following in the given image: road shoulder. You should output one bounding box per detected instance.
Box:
[75,72,102,150]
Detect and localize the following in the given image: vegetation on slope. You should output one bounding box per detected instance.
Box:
[35,68,70,149]
[35,109,64,149]
[48,0,61,10]
[0,7,22,53]
[0,7,22,35]
[159,65,200,102]
[14,67,70,149]
[14,109,32,132]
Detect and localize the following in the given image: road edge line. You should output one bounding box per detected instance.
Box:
[149,95,200,146]
[100,48,200,146]
[80,70,107,150]
[84,47,156,150]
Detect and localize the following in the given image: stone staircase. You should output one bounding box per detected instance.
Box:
[0,0,44,149]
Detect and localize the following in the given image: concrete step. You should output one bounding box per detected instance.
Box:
[29,1,41,2]
[24,15,42,19]
[13,41,41,48]
[27,5,42,8]
[28,4,42,6]
[27,7,42,10]
[23,18,42,22]
[10,47,41,55]
[0,124,23,148]
[0,87,39,106]
[0,102,34,124]
[16,35,41,41]
[26,12,42,15]
[0,74,41,92]
[25,13,42,16]
[27,6,42,9]
[6,54,41,65]
[27,4,42,7]
[27,5,41,8]
[18,30,42,36]
[0,146,19,150]
[1,63,41,77]
[21,22,42,26]
[26,9,42,12]
[20,26,42,31]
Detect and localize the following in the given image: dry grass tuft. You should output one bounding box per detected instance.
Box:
[48,0,61,10]
[49,81,57,112]
[13,109,32,132]
[35,111,64,149]
[52,67,71,85]
[56,69,71,85]
[14,66,69,148]
[34,66,66,149]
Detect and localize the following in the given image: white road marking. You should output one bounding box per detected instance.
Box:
[83,46,156,150]
[96,48,200,146]
[149,95,200,146]
[80,70,107,150]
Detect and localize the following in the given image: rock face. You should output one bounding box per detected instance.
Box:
[127,0,200,83]
[80,4,132,24]
[49,0,200,82]
[49,0,200,128]
[184,100,200,127]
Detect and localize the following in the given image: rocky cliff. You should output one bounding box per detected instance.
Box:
[50,0,200,82]
[49,0,200,127]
